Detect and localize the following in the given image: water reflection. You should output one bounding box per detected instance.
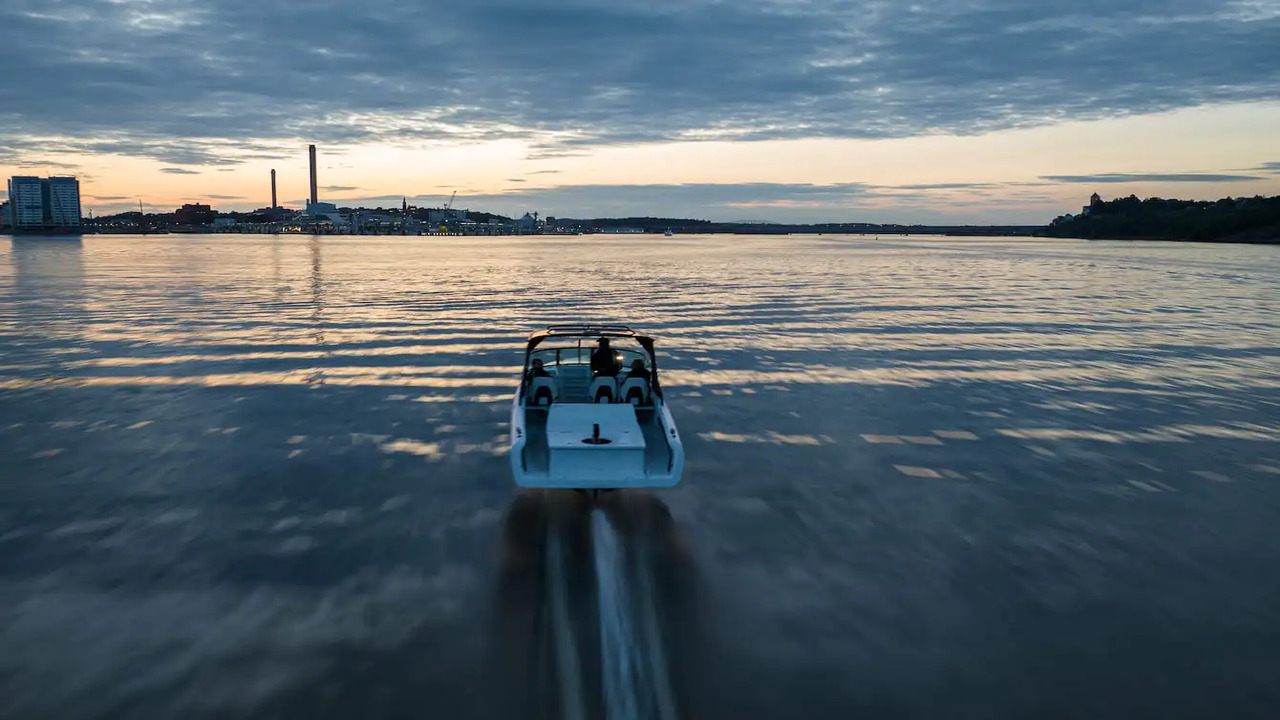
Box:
[306,238,327,387]
[2,235,1280,718]
[6,238,87,362]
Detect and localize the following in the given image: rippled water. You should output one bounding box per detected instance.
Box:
[2,234,1279,719]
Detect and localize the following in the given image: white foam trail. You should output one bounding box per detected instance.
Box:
[593,508,644,720]
[547,529,586,720]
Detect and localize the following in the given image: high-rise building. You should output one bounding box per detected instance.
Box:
[6,175,81,232]
[8,176,44,229]
[46,177,81,227]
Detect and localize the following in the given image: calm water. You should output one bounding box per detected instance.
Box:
[2,234,1279,719]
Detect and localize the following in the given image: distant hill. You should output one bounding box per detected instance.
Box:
[549,216,1043,235]
[1046,194,1280,242]
[552,217,715,231]
[457,210,511,224]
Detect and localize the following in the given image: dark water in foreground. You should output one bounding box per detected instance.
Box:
[2,234,1279,719]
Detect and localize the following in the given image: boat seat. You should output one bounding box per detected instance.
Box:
[529,376,557,406]
[589,376,617,404]
[619,377,651,405]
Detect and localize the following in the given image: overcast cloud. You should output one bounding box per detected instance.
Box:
[1,0,1277,166]
[1042,172,1268,183]
[314,181,1079,223]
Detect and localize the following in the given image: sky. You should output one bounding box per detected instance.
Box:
[1,0,1279,224]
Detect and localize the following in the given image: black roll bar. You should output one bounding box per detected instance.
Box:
[518,325,663,399]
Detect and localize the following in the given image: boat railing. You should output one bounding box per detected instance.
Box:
[544,324,635,336]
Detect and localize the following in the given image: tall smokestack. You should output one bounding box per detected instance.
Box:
[308,144,318,207]
[270,169,277,209]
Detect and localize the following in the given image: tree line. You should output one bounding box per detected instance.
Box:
[1046,194,1280,242]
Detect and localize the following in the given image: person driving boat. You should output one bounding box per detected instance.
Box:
[590,337,619,377]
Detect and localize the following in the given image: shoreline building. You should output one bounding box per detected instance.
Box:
[174,203,215,226]
[6,176,82,234]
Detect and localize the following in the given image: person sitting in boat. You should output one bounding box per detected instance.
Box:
[625,358,651,383]
[527,358,550,381]
[590,337,619,377]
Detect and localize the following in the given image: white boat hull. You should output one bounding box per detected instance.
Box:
[510,394,684,489]
[509,325,684,491]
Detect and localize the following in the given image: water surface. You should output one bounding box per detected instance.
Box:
[2,234,1279,719]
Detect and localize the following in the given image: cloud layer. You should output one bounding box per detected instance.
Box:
[1043,172,1267,183]
[1,0,1278,165]
[326,181,1073,223]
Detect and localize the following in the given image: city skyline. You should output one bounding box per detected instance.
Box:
[2,0,1279,223]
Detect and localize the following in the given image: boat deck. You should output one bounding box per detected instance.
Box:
[520,405,671,480]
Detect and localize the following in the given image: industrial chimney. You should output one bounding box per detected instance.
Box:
[270,169,278,209]
[308,144,318,207]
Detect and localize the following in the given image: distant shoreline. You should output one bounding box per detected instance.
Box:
[6,229,1280,244]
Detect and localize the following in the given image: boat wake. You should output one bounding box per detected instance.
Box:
[492,491,695,720]
[593,507,679,720]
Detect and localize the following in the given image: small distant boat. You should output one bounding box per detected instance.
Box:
[664,228,674,236]
[509,325,684,493]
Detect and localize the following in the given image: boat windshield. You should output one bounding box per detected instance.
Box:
[529,341,649,371]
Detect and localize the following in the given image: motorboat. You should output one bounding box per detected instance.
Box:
[664,229,674,236]
[509,325,684,492]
